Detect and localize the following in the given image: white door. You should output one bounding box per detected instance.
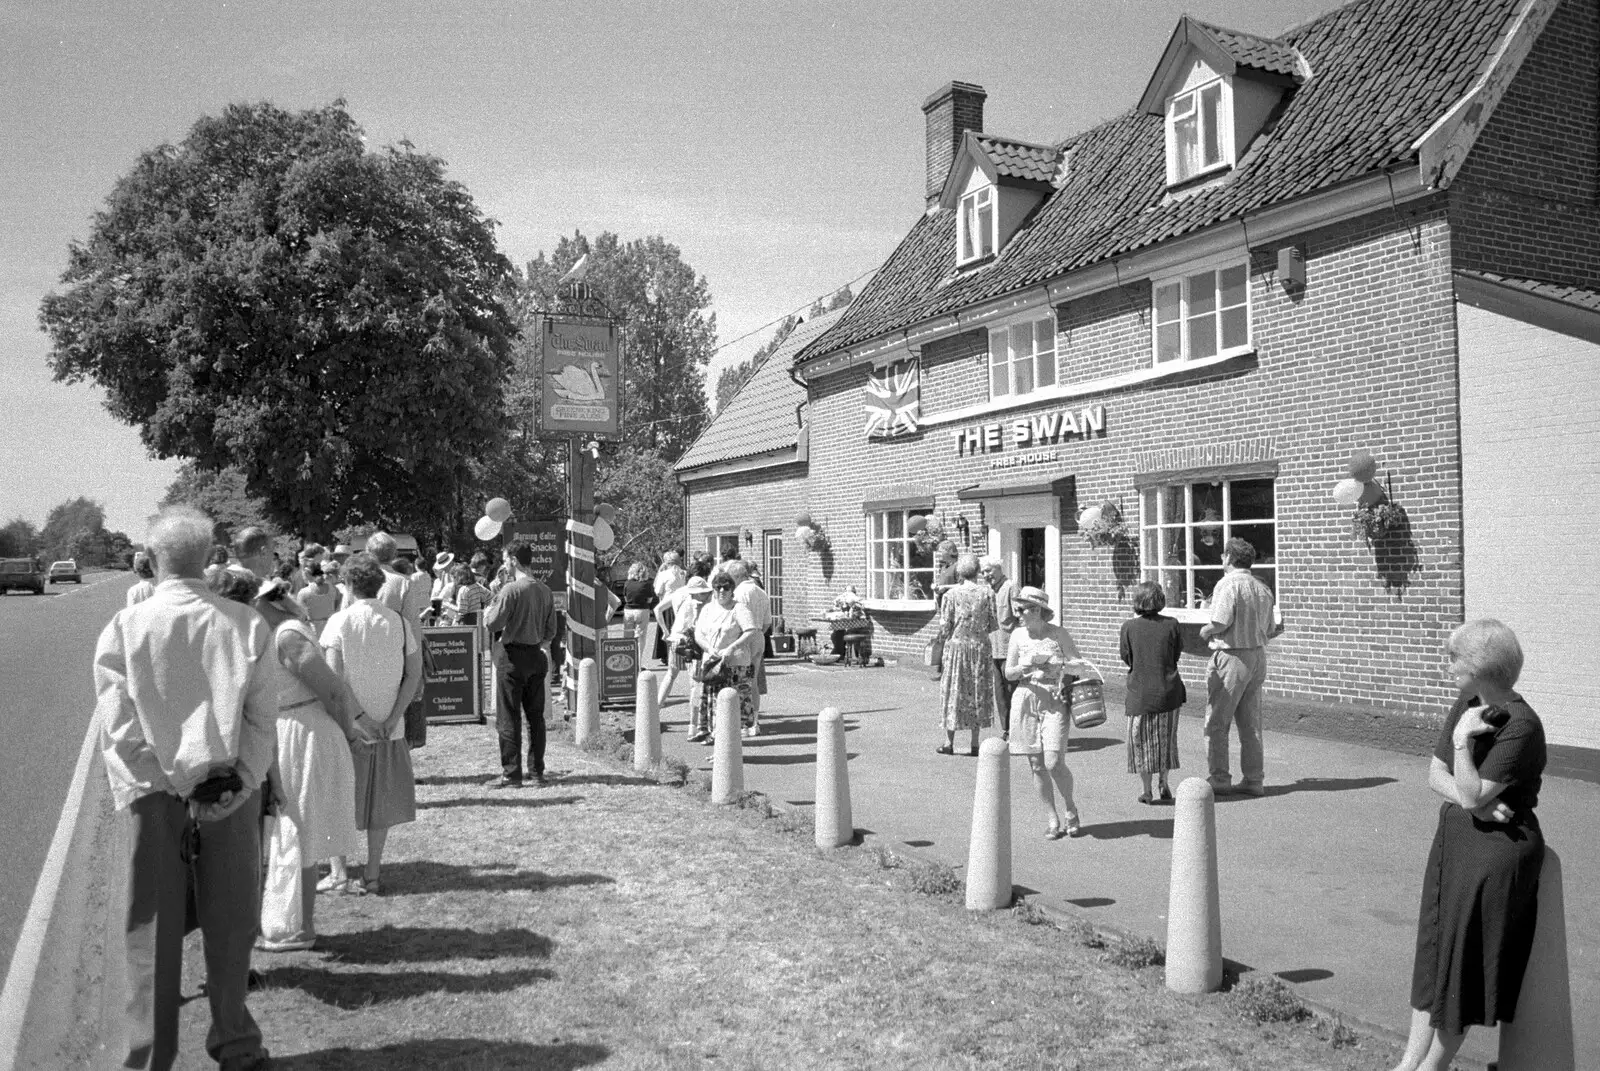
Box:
[984,495,1060,613]
[1458,300,1600,750]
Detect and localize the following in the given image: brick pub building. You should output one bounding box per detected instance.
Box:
[677,0,1600,759]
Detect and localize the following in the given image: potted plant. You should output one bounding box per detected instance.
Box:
[1077,501,1129,549]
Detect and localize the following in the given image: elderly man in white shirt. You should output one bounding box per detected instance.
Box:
[725,560,772,736]
[96,506,275,1071]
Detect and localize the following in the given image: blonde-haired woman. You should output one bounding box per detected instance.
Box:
[1388,618,1545,1071]
[1005,587,1096,838]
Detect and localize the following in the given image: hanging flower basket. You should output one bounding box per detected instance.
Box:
[1352,502,1405,542]
[801,527,830,552]
[1079,501,1129,549]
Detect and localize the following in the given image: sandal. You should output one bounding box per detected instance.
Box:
[315,874,345,894]
[1044,820,1065,840]
[1063,812,1083,838]
[935,744,955,755]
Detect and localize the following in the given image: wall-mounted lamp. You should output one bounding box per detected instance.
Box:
[1277,245,1306,293]
[953,514,970,543]
[741,527,754,546]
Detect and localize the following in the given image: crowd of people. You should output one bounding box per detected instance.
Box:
[95,509,1549,1070]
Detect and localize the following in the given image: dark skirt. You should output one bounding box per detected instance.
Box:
[351,738,417,832]
[1410,802,1543,1033]
[653,606,675,662]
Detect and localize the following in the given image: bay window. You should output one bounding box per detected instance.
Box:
[867,509,936,602]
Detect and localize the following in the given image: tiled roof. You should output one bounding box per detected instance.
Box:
[975,135,1060,185]
[803,0,1522,361]
[675,309,846,473]
[1196,21,1306,80]
[1458,270,1600,313]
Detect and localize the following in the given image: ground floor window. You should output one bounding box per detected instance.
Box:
[1139,477,1276,611]
[763,530,784,621]
[867,509,935,602]
[707,532,740,562]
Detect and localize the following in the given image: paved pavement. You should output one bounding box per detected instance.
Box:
[642,656,1597,1071]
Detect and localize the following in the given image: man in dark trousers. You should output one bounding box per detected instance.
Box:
[483,539,558,787]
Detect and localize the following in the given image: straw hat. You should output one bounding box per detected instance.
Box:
[435,551,456,570]
[1012,585,1054,620]
[684,576,713,599]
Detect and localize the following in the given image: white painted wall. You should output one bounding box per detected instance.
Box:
[1458,301,1600,750]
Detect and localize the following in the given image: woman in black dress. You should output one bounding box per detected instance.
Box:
[1119,580,1185,803]
[1390,618,1545,1071]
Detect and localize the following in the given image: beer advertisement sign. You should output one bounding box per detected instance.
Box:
[539,317,622,439]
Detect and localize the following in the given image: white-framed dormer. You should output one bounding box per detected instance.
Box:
[1151,249,1253,365]
[957,170,996,266]
[1139,16,1307,190]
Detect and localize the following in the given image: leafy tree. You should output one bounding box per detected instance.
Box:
[39,497,107,563]
[595,445,685,568]
[39,101,517,542]
[521,232,715,461]
[160,462,277,546]
[0,518,40,558]
[715,314,798,414]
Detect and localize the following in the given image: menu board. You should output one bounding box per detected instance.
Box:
[504,519,567,592]
[422,626,481,722]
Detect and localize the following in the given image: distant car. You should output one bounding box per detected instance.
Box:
[0,558,46,595]
[48,560,82,584]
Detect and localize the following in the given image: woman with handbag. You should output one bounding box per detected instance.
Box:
[690,571,759,744]
[319,553,423,896]
[1004,586,1097,839]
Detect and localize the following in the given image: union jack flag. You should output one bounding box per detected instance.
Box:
[863,357,920,438]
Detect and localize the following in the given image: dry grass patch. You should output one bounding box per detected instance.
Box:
[166,716,1392,1069]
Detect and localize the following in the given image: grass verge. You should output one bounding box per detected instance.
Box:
[165,715,1396,1069]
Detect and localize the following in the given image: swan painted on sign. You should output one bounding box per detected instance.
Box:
[550,360,606,402]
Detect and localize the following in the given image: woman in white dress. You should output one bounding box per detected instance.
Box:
[321,553,423,895]
[1005,586,1097,839]
[251,579,379,951]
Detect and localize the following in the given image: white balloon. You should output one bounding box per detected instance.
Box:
[485,497,512,523]
[474,515,502,541]
[1078,506,1103,528]
[592,516,615,552]
[1332,478,1365,507]
[796,525,813,541]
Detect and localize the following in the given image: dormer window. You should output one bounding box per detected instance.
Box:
[958,186,995,264]
[1168,79,1230,184]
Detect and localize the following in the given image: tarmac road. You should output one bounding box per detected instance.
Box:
[0,570,128,982]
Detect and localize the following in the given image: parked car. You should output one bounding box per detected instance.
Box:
[0,558,46,595]
[48,560,82,584]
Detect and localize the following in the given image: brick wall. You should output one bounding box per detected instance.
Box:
[680,461,817,629]
[794,201,1466,723]
[1452,0,1600,285]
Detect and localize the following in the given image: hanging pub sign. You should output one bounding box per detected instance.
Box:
[539,317,623,439]
[863,357,921,438]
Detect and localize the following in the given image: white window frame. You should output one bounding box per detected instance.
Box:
[1166,76,1233,186]
[987,312,1058,400]
[957,185,996,266]
[1138,476,1278,623]
[865,508,937,607]
[1151,258,1252,366]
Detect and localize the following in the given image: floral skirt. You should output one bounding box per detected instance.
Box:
[694,662,755,733]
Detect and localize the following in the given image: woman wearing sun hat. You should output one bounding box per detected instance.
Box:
[1005,586,1097,838]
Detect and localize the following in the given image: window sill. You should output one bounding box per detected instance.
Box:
[1164,607,1216,625]
[863,598,936,613]
[925,348,1256,428]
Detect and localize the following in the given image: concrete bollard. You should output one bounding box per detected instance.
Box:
[814,707,852,848]
[633,671,661,773]
[710,687,744,804]
[1166,777,1223,993]
[964,736,1012,911]
[1499,847,1575,1071]
[574,657,599,749]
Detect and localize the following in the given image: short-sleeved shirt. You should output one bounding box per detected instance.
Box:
[484,575,557,646]
[1207,569,1276,651]
[322,599,418,741]
[694,601,759,666]
[1432,694,1546,815]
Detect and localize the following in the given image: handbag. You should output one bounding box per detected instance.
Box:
[402,618,428,749]
[1065,676,1108,730]
[692,654,729,688]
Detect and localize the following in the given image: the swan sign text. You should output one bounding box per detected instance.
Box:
[539,317,623,438]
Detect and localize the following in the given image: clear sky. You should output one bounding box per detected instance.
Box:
[0,0,1338,539]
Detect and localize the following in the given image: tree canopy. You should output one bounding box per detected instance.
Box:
[712,284,851,414]
[34,496,132,566]
[40,101,517,541]
[160,462,277,546]
[0,519,40,559]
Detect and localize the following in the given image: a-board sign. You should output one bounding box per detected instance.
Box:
[422,626,481,722]
[599,634,637,706]
[503,519,568,592]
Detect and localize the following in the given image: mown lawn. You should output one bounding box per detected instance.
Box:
[170,718,1391,1070]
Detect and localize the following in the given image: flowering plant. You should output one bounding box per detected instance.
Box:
[802,527,830,552]
[1078,501,1130,549]
[909,516,946,553]
[826,586,870,629]
[1352,502,1405,542]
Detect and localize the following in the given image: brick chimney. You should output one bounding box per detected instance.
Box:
[922,81,986,207]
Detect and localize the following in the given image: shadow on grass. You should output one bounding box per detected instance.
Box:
[261,966,554,1008]
[378,860,615,895]
[553,771,657,787]
[318,925,554,964]
[1081,818,1173,841]
[415,794,584,811]
[414,773,504,787]
[272,1040,608,1070]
